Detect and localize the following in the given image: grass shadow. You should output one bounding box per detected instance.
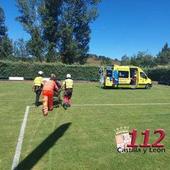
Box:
[14,122,71,170]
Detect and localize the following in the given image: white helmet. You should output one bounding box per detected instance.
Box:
[38,71,43,75]
[66,74,71,78]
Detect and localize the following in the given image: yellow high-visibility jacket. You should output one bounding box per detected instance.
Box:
[63,79,73,89]
[34,76,43,86]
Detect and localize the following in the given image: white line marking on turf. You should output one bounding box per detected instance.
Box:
[72,103,170,107]
[11,106,30,170]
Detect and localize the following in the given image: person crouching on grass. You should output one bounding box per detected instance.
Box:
[62,74,73,110]
[42,74,58,116]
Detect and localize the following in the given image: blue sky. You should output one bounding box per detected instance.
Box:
[1,0,170,59]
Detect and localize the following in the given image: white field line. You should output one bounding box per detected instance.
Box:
[72,103,170,107]
[11,106,30,170]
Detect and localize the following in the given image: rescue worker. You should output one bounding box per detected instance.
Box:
[33,71,44,106]
[113,69,119,87]
[131,70,137,88]
[62,74,73,110]
[98,66,104,87]
[42,74,58,116]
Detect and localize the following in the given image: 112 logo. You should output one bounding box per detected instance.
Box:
[127,129,165,148]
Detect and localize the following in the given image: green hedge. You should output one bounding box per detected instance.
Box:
[146,66,170,85]
[0,61,169,84]
[0,61,99,81]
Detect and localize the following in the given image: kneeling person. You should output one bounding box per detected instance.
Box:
[62,74,73,110]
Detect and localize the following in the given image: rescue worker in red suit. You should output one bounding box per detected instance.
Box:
[42,74,58,116]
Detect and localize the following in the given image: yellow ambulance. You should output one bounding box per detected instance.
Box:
[103,65,152,89]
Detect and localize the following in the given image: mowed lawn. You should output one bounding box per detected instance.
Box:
[0,81,170,170]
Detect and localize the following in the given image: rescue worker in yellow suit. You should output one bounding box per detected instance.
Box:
[32,71,44,106]
[62,74,73,110]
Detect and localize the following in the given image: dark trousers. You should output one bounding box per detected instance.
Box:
[35,89,42,106]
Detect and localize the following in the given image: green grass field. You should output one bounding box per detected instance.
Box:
[0,82,170,170]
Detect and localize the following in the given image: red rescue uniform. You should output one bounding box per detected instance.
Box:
[42,80,58,115]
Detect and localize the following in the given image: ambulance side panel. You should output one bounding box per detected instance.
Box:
[117,67,131,88]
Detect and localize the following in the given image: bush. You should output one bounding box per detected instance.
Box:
[146,66,170,85]
[1,61,169,84]
[0,61,99,81]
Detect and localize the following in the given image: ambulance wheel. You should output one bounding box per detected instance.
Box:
[145,84,150,89]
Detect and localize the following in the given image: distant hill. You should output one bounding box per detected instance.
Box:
[86,54,120,66]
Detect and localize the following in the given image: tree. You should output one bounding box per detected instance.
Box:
[0,6,13,59]
[100,56,112,65]
[0,36,13,59]
[27,28,44,62]
[121,55,130,65]
[13,39,29,60]
[162,42,168,52]
[16,0,101,64]
[0,6,7,42]
[16,0,44,62]
[130,52,156,67]
[59,0,100,64]
[156,43,170,65]
[60,24,78,64]
[40,0,62,62]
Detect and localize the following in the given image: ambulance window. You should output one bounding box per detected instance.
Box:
[140,72,147,79]
[119,71,129,78]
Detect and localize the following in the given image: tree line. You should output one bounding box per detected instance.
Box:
[1,1,170,66]
[121,43,170,67]
[0,0,100,64]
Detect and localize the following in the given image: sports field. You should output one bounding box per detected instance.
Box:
[0,82,170,170]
